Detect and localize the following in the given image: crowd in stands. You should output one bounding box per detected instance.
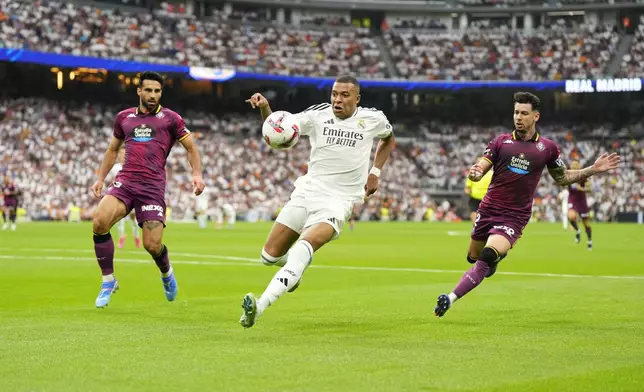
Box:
[1,98,641,225]
[0,0,626,80]
[386,21,619,81]
[621,15,644,78]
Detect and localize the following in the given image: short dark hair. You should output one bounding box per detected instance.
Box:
[335,75,360,90]
[513,92,540,111]
[139,71,164,88]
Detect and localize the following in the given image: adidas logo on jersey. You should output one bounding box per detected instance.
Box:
[324,119,334,125]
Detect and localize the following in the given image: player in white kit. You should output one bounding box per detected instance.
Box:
[195,188,210,229]
[239,75,396,328]
[558,188,569,230]
[109,149,141,248]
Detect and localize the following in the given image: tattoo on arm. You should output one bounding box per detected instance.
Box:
[549,165,595,186]
[143,221,163,230]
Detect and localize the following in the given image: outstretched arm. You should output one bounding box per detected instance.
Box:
[549,153,620,186]
[246,93,272,121]
[180,134,205,196]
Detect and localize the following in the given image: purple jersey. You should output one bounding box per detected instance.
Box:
[2,183,17,205]
[113,106,191,192]
[568,179,589,215]
[479,131,563,221]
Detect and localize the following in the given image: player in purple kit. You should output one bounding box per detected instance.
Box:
[90,71,205,308]
[2,175,18,231]
[567,160,593,250]
[434,92,620,317]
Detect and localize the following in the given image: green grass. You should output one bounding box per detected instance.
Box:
[1,221,644,391]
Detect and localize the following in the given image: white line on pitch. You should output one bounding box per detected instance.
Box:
[1,249,644,281]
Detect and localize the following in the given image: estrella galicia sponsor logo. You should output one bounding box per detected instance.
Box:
[132,124,156,142]
[141,204,163,212]
[508,153,530,175]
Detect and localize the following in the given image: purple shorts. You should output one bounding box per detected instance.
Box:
[471,209,528,247]
[106,180,166,227]
[3,198,17,208]
[568,201,589,218]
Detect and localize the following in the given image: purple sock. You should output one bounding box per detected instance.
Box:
[453,260,490,298]
[153,245,171,274]
[93,233,115,275]
[585,227,592,241]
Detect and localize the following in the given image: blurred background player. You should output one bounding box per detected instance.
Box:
[107,149,141,248]
[464,161,492,223]
[219,200,236,230]
[239,75,395,328]
[90,71,205,308]
[195,188,210,229]
[2,175,18,231]
[567,160,593,250]
[434,92,621,318]
[558,188,570,230]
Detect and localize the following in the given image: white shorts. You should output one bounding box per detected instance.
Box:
[276,191,354,240]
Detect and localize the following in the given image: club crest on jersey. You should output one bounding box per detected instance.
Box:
[358,119,366,130]
[132,124,156,142]
[508,153,531,175]
[536,141,545,151]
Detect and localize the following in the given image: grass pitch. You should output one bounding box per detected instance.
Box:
[1,221,643,391]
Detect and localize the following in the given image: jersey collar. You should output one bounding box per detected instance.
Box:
[136,105,162,115]
[512,130,540,142]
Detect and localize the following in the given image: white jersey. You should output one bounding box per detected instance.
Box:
[108,163,123,182]
[293,104,393,201]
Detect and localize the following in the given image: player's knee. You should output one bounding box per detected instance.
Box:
[92,214,110,234]
[479,247,500,267]
[143,237,162,255]
[261,248,285,266]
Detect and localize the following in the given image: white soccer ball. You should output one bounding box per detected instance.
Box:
[261,111,300,150]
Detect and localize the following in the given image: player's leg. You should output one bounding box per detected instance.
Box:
[467,238,486,264]
[93,195,128,307]
[226,209,236,229]
[8,206,16,230]
[562,201,569,230]
[261,222,301,268]
[117,218,126,248]
[435,211,520,317]
[140,220,177,301]
[130,213,141,248]
[243,222,336,329]
[241,199,347,328]
[1,208,6,229]
[435,234,512,317]
[136,194,176,301]
[567,208,580,243]
[581,215,592,250]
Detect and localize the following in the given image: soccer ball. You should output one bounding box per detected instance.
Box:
[261,111,300,150]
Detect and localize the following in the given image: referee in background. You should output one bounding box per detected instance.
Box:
[464,164,493,223]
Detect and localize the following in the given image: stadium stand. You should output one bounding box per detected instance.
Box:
[386,22,620,81]
[0,0,626,80]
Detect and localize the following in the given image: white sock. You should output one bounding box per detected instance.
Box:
[448,292,458,304]
[131,221,140,238]
[102,274,115,282]
[117,219,126,237]
[260,248,289,267]
[162,266,173,278]
[257,240,313,316]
